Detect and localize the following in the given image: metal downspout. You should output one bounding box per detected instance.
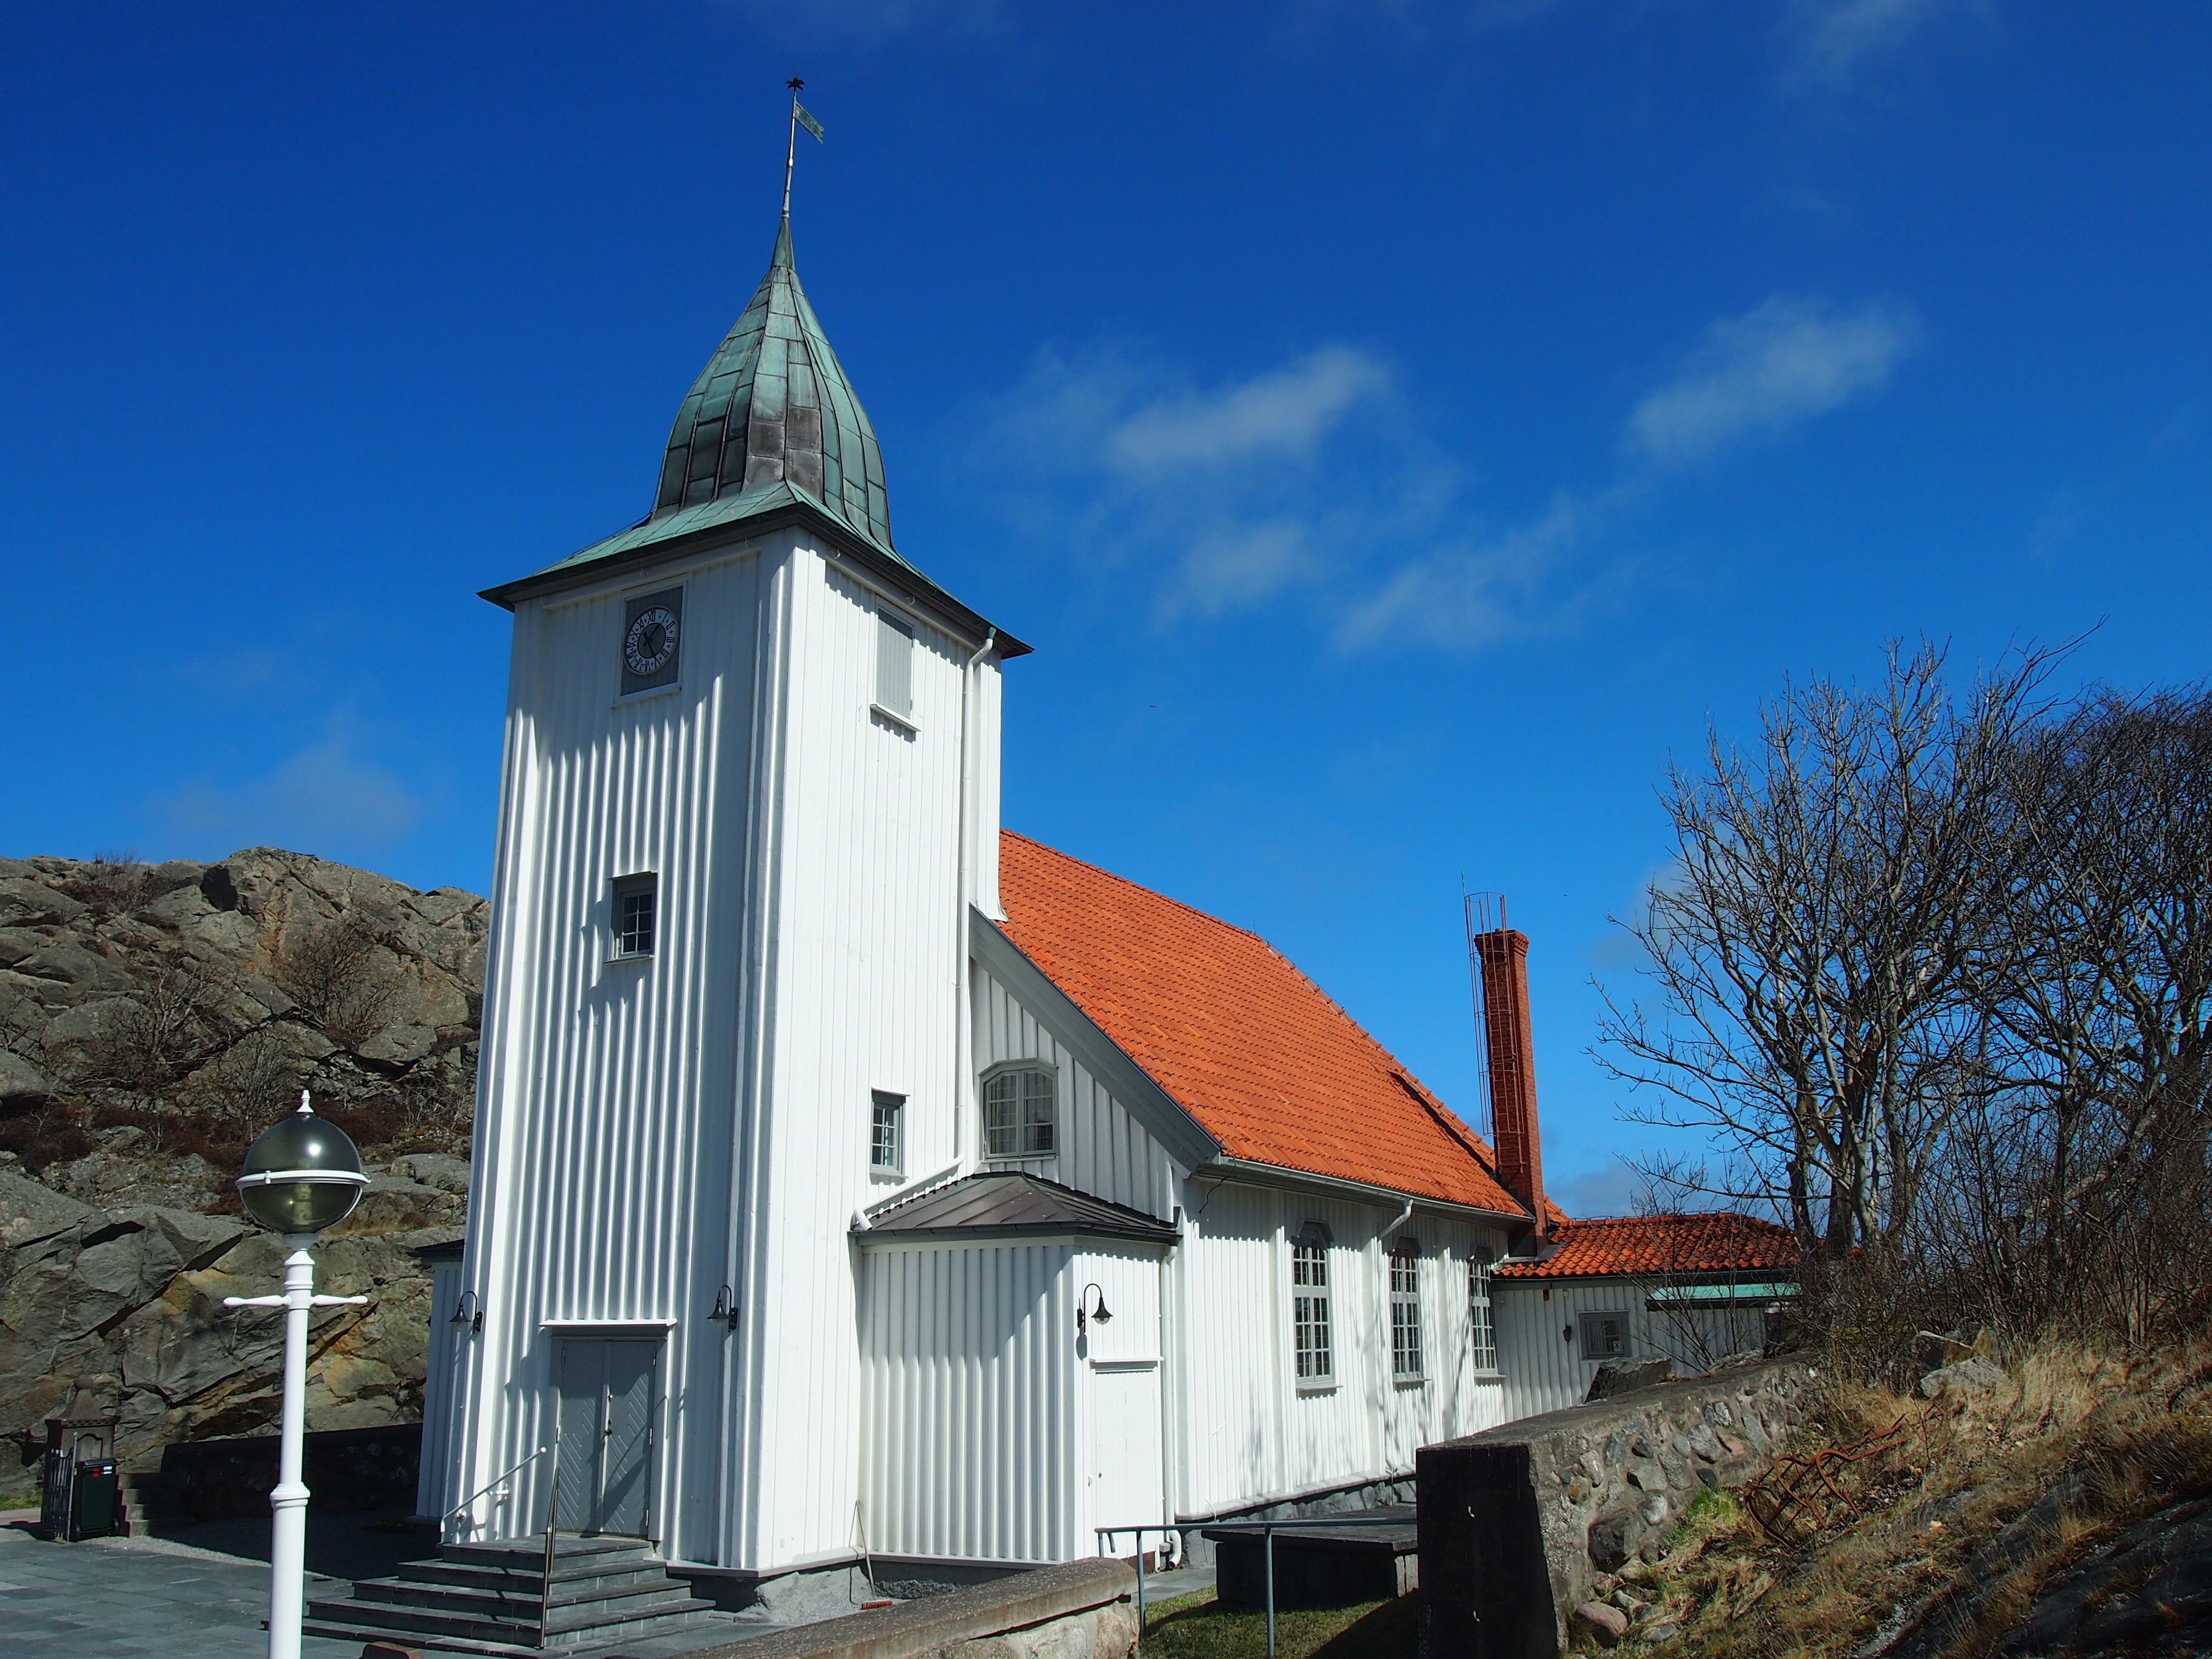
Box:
[953,627,996,1173]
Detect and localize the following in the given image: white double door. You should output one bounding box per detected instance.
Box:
[553,1339,659,1538]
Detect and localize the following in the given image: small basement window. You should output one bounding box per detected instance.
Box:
[1389,1238,1424,1380]
[611,873,658,960]
[1581,1311,1630,1362]
[980,1064,1055,1159]
[869,1091,904,1176]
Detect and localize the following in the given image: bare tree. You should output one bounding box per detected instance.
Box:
[1594,641,2059,1273]
[1926,686,2212,1341]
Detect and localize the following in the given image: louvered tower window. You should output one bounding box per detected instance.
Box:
[876,611,913,719]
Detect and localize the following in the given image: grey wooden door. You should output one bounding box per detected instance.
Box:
[553,1339,659,1538]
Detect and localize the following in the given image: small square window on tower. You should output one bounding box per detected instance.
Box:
[869,1091,904,1176]
[874,610,914,720]
[611,873,658,960]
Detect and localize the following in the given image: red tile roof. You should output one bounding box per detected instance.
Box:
[1492,1212,1798,1279]
[996,832,1530,1217]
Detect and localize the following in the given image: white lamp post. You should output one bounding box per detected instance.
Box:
[223,1091,370,1659]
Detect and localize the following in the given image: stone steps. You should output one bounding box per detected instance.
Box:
[116,1471,189,1537]
[302,1533,720,1654]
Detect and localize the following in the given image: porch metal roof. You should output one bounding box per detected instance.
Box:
[859,1171,1180,1245]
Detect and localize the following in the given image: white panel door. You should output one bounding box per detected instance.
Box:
[1089,1363,1164,1546]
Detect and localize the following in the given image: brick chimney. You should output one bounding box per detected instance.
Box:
[1474,927,1548,1239]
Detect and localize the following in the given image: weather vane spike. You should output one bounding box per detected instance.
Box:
[782,76,824,222]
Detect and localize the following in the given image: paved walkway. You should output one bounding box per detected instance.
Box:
[0,1509,758,1657]
[0,1508,1214,1658]
[1,1510,366,1657]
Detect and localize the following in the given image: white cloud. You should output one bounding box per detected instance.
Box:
[1332,490,1604,651]
[154,725,425,859]
[1780,0,1986,89]
[1550,1157,1649,1219]
[1169,520,1328,618]
[981,343,1401,617]
[1624,295,1918,465]
[1107,348,1392,475]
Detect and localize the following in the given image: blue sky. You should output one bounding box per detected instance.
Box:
[3,2,2206,1214]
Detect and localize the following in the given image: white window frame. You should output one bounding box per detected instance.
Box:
[1468,1248,1498,1375]
[610,873,658,961]
[868,1090,904,1177]
[1581,1310,1632,1362]
[1291,1224,1334,1390]
[1389,1237,1425,1383]
[979,1062,1056,1160]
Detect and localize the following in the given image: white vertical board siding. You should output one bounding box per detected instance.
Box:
[455,538,770,1560]
[415,1261,464,1521]
[1493,1278,1767,1419]
[1173,1182,1510,1519]
[742,554,972,1570]
[858,1241,1076,1564]
[972,969,1180,1217]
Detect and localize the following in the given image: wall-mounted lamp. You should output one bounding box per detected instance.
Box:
[450,1290,483,1335]
[1077,1283,1113,1336]
[1562,1324,1575,1344]
[710,1285,740,1332]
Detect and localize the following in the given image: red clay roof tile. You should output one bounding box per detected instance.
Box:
[1492,1212,1797,1279]
[996,831,1530,1217]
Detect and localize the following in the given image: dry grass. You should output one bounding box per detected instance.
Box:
[1141,1588,1415,1659]
[1592,1341,2212,1659]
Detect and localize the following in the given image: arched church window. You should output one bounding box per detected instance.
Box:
[980,1064,1055,1160]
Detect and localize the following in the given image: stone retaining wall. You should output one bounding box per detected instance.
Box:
[686,1558,1139,1659]
[160,1423,422,1520]
[1417,1357,1817,1658]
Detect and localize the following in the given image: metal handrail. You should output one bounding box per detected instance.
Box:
[443,1444,551,1532]
[1096,1523,1178,1643]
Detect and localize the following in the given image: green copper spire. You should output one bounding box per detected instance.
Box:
[651,215,893,551]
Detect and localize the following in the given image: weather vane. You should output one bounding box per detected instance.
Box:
[783,76,824,221]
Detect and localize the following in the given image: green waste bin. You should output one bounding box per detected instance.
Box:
[68,1459,117,1541]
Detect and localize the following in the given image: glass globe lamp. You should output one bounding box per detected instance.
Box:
[236,1093,368,1235]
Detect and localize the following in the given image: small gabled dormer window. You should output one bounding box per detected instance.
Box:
[980,1062,1055,1160]
[611,873,657,960]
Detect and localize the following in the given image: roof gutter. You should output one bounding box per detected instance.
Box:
[1196,1156,1535,1226]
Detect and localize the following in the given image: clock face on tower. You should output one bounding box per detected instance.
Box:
[619,587,685,696]
[625,607,679,675]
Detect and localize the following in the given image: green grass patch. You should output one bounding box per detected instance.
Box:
[1139,1590,1417,1659]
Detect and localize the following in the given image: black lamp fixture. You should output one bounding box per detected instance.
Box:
[710,1285,740,1331]
[449,1290,483,1335]
[1077,1282,1113,1336]
[235,1092,368,1236]
[1562,1324,1575,1344]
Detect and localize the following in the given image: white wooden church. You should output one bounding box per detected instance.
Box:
[411,198,1778,1604]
